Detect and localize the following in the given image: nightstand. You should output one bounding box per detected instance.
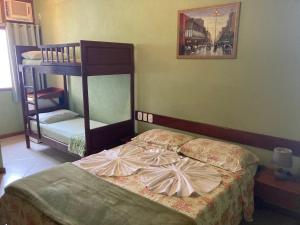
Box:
[255,167,300,215]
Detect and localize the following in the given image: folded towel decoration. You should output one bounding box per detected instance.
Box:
[74,143,222,197]
[139,158,221,197]
[75,145,146,176]
[140,148,181,166]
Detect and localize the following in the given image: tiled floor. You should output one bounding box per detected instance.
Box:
[0,135,299,225]
[0,134,77,196]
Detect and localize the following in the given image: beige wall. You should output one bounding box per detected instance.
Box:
[34,0,300,175]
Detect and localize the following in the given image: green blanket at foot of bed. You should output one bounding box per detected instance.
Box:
[3,163,196,225]
[68,135,85,157]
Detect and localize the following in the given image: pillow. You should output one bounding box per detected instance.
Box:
[179,138,259,172]
[21,51,42,60]
[132,129,194,151]
[37,109,79,124]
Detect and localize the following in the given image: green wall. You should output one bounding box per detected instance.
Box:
[69,75,130,123]
[0,90,23,136]
[44,74,131,124]
[34,0,300,175]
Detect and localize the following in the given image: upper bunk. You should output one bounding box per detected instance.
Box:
[16,40,134,76]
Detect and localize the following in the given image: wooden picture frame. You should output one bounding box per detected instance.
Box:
[177,2,241,59]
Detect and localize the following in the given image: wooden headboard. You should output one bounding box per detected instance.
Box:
[80,40,134,75]
[135,111,300,157]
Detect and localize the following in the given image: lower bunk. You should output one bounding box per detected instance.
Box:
[0,129,258,225]
[27,109,133,157]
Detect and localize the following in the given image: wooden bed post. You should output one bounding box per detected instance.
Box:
[80,42,92,155]
[20,67,30,149]
[63,75,69,109]
[82,73,91,154]
[43,73,47,89]
[32,67,42,140]
[130,44,135,133]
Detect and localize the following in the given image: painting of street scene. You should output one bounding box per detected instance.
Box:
[177,2,240,59]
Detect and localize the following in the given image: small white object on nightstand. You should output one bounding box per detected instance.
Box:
[273,147,293,180]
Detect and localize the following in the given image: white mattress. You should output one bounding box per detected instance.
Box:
[30,117,107,145]
[22,58,81,65]
[22,59,43,65]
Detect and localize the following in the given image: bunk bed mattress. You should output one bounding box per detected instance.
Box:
[30,117,107,145]
[22,59,81,65]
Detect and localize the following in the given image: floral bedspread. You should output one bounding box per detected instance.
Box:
[0,142,257,225]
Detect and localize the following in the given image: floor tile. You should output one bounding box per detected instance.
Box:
[0,135,77,197]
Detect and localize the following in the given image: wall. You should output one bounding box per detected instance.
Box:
[0,90,23,136]
[68,75,130,123]
[34,0,300,174]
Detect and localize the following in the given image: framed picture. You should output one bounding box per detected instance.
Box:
[177,2,241,59]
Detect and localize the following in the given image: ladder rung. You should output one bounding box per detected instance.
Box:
[24,85,34,89]
[27,116,37,121]
[25,101,35,105]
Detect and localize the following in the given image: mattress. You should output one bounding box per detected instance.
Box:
[30,117,107,145]
[22,58,81,65]
[0,141,257,225]
[76,142,257,225]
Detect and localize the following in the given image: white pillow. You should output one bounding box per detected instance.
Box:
[37,110,79,124]
[21,51,42,60]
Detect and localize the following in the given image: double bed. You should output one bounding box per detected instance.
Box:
[0,129,258,225]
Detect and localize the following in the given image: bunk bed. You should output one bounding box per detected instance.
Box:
[16,40,135,157]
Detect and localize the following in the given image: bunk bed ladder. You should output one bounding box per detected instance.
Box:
[21,67,42,142]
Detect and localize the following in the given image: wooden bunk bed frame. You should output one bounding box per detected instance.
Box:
[16,40,135,157]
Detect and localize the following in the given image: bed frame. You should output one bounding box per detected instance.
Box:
[16,40,135,156]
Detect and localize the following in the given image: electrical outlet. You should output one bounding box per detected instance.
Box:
[143,113,148,122]
[148,114,153,123]
[137,112,143,120]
